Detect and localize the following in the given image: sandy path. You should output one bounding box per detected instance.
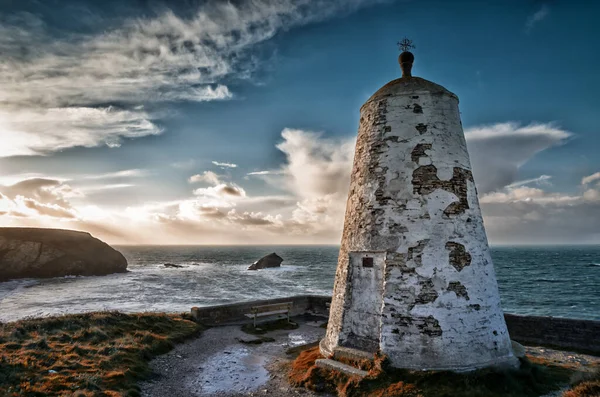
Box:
[140,318,331,397]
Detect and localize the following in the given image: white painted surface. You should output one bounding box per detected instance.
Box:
[341,251,386,351]
[322,77,517,371]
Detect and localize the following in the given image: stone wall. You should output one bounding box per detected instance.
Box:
[190,295,600,355]
[504,313,600,355]
[190,295,329,325]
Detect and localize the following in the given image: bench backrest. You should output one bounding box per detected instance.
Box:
[250,302,293,314]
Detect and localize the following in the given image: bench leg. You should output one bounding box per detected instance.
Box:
[254,314,257,328]
[287,311,290,324]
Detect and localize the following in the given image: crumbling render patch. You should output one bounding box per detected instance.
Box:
[384,252,415,275]
[389,223,409,234]
[415,279,438,304]
[447,281,470,300]
[411,143,432,163]
[415,123,428,134]
[392,314,442,337]
[413,104,423,114]
[445,242,472,272]
[407,240,429,267]
[411,165,474,216]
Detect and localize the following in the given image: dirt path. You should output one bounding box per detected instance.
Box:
[140,316,599,397]
[140,317,331,397]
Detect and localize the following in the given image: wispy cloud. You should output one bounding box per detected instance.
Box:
[582,172,600,186]
[83,169,149,180]
[525,4,550,32]
[0,0,385,158]
[506,175,552,189]
[465,122,571,194]
[0,107,161,157]
[79,184,136,193]
[212,161,238,169]
[247,170,283,176]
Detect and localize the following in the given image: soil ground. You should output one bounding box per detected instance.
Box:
[140,316,333,397]
[140,315,599,397]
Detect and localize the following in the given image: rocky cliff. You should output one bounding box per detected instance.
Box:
[0,228,128,281]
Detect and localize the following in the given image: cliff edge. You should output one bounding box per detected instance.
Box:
[0,227,127,281]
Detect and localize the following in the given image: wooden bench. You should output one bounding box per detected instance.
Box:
[244,302,293,327]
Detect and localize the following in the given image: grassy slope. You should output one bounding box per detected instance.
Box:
[0,312,203,397]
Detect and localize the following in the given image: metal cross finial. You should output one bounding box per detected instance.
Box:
[397,38,415,52]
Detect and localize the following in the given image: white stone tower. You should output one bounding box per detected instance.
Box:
[320,44,518,371]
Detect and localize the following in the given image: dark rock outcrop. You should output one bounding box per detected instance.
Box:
[0,228,128,281]
[247,253,283,270]
[164,263,184,269]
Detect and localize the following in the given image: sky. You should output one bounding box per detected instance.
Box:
[0,0,599,245]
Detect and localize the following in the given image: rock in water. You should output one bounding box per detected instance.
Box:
[0,228,128,281]
[248,253,283,270]
[164,263,184,268]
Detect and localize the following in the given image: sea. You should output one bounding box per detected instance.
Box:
[0,245,598,323]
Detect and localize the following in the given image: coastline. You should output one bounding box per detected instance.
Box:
[1,305,599,397]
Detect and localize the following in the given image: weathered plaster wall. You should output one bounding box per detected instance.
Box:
[322,77,517,371]
[339,251,386,352]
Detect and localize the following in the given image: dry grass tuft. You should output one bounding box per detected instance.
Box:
[367,381,423,397]
[0,311,202,397]
[563,370,600,397]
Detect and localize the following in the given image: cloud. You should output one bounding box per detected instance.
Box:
[276,128,355,199]
[22,199,76,219]
[2,122,595,245]
[212,161,238,169]
[506,175,552,189]
[79,184,135,193]
[247,170,282,176]
[477,169,600,244]
[0,178,79,219]
[481,190,600,245]
[0,0,384,157]
[0,106,162,157]
[582,172,600,186]
[465,122,571,194]
[193,183,246,198]
[525,4,550,32]
[189,171,221,184]
[83,169,149,180]
[480,186,579,204]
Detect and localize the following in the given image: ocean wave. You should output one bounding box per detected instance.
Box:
[589,263,600,267]
[0,279,40,300]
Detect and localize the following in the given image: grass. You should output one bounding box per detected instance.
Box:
[0,311,203,397]
[288,346,591,397]
[563,370,600,397]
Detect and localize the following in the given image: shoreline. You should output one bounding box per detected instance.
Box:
[2,294,599,355]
